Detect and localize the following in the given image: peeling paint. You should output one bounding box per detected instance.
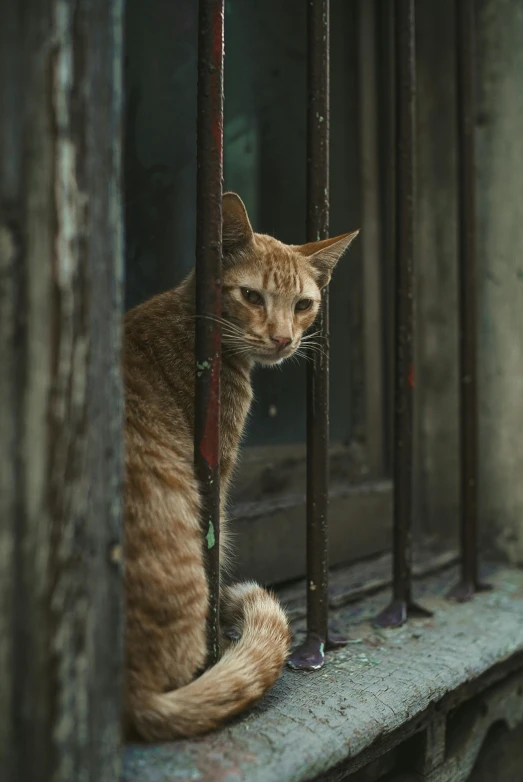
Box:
[196,359,212,378]
[206,521,215,549]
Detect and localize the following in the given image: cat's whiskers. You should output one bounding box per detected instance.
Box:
[300,336,326,348]
[300,338,325,346]
[298,338,328,360]
[301,329,324,341]
[185,314,324,361]
[221,334,262,351]
[226,348,257,360]
[192,315,270,354]
[302,342,328,354]
[179,312,248,341]
[292,349,314,364]
[193,313,247,338]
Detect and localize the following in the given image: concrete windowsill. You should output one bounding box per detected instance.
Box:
[122,564,523,782]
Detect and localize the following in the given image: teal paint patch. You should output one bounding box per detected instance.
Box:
[206,521,215,549]
[319,642,325,657]
[196,359,211,378]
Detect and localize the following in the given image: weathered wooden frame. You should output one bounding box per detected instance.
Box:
[0,1,124,779]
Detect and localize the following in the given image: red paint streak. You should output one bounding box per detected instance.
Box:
[408,364,415,388]
[211,118,223,166]
[200,359,220,470]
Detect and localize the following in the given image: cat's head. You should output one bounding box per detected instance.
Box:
[221,192,359,365]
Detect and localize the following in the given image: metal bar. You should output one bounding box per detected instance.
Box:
[447,0,489,602]
[288,0,346,672]
[391,0,415,612]
[377,0,396,476]
[375,0,431,628]
[194,0,224,667]
[304,0,330,667]
[360,0,385,477]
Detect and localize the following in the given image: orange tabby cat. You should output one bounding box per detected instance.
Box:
[124,192,358,740]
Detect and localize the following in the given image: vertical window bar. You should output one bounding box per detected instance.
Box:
[195,0,224,667]
[447,0,490,601]
[378,0,396,476]
[288,0,346,672]
[374,0,431,628]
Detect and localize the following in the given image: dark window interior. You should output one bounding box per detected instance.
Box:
[124,0,364,449]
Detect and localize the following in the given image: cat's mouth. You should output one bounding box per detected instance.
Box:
[221,330,296,364]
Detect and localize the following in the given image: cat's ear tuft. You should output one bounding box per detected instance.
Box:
[296,230,359,288]
[222,192,254,255]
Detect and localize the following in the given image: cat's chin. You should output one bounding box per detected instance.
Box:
[255,350,295,367]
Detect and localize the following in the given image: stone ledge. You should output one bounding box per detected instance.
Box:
[122,565,523,782]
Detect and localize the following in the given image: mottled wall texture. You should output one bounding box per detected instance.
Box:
[476,0,523,562]
[414,0,523,562]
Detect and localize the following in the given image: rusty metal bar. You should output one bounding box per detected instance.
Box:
[360,0,385,477]
[288,0,346,672]
[378,0,396,476]
[194,0,224,666]
[447,0,489,602]
[375,0,431,628]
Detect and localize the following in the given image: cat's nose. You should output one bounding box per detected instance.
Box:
[271,336,292,351]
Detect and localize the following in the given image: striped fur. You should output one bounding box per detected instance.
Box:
[124,193,358,739]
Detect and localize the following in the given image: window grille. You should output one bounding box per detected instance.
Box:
[193,0,484,666]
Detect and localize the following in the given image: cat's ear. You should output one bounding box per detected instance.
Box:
[296,230,359,288]
[222,192,254,256]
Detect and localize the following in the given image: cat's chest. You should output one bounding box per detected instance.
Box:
[219,371,252,462]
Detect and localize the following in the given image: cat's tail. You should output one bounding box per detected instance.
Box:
[131,582,291,740]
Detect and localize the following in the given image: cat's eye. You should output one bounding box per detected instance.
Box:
[241,288,264,306]
[295,298,313,312]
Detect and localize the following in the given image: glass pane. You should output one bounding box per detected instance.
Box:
[124,0,361,447]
